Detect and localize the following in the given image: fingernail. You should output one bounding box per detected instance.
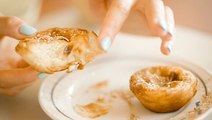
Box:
[19,25,37,35]
[167,26,174,36]
[100,36,111,52]
[166,44,172,53]
[158,20,167,32]
[37,73,48,79]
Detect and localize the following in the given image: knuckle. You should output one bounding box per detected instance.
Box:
[165,6,173,14]
[7,91,20,96]
[0,83,13,89]
[1,86,13,89]
[4,16,22,28]
[0,90,20,96]
[117,5,128,15]
[115,1,133,15]
[5,16,19,24]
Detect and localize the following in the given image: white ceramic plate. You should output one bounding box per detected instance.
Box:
[39,55,212,120]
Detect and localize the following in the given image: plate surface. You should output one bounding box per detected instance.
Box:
[39,55,212,120]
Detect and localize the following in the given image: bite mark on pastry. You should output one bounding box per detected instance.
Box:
[16,27,104,73]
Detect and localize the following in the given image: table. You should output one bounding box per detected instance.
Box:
[0,9,211,120]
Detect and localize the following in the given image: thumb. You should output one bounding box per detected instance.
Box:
[98,0,135,52]
[0,16,37,39]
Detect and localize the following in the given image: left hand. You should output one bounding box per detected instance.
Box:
[0,16,38,96]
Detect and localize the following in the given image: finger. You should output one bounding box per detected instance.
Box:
[16,59,29,68]
[89,0,108,21]
[0,67,39,89]
[161,6,175,40]
[160,6,175,55]
[0,83,30,96]
[99,0,135,52]
[0,16,37,39]
[0,88,20,96]
[144,0,167,36]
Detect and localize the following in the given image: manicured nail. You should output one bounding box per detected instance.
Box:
[100,36,111,52]
[166,44,172,53]
[167,26,174,36]
[19,25,37,35]
[37,73,48,79]
[158,20,167,32]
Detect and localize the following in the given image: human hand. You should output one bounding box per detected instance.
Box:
[90,0,175,55]
[0,16,44,96]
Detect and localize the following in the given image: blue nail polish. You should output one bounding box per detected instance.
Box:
[100,36,111,52]
[158,20,167,32]
[167,27,174,36]
[167,44,172,53]
[37,73,48,79]
[19,25,37,35]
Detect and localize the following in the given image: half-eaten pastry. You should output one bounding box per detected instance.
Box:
[16,27,104,73]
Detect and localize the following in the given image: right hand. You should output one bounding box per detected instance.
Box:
[90,0,175,55]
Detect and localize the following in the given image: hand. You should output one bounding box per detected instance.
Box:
[90,0,175,55]
[0,16,39,96]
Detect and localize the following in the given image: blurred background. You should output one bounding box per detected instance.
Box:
[0,0,211,34]
[164,0,212,34]
[0,1,211,120]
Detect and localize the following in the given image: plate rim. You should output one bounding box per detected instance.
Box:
[38,55,212,120]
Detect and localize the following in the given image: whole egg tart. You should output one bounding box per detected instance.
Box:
[130,66,198,112]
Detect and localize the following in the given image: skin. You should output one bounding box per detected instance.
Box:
[90,0,175,55]
[0,16,38,96]
[0,0,175,95]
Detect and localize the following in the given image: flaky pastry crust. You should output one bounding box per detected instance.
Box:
[16,28,103,73]
[130,66,198,113]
